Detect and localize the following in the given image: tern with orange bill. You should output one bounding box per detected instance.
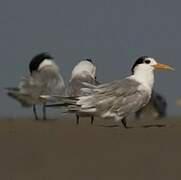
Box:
[42,56,174,128]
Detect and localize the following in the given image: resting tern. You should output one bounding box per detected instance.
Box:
[45,59,99,124]
[42,56,174,128]
[6,53,65,120]
[135,90,167,119]
[65,59,99,124]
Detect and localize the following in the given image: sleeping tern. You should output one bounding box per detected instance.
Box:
[46,59,99,124]
[6,53,65,120]
[66,59,99,124]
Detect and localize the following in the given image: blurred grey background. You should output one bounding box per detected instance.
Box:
[0,0,180,117]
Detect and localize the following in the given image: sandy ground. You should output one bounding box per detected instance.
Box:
[0,116,181,180]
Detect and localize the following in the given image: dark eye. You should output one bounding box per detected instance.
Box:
[144,60,150,64]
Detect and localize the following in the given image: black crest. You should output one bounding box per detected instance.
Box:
[85,59,93,63]
[29,52,53,73]
[131,56,148,74]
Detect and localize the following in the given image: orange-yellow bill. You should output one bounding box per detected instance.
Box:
[153,63,174,71]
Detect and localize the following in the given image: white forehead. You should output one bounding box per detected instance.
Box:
[71,60,96,78]
[38,59,55,70]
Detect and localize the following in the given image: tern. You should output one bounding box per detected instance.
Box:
[51,59,99,124]
[66,59,99,124]
[6,53,65,120]
[135,90,167,119]
[42,56,174,128]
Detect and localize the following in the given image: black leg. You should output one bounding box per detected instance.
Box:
[33,105,39,120]
[76,114,79,125]
[91,116,94,125]
[43,104,47,120]
[121,118,128,129]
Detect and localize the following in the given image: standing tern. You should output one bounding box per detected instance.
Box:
[135,90,167,119]
[6,53,65,120]
[66,59,99,124]
[42,56,174,128]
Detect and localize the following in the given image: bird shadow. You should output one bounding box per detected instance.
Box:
[98,124,119,128]
[141,124,166,128]
[97,124,133,129]
[98,124,166,129]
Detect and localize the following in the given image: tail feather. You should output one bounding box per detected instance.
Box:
[42,95,81,113]
[40,95,77,103]
[5,87,19,91]
[5,75,43,106]
[5,87,35,107]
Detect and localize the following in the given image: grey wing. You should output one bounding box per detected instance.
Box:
[77,79,150,118]
[150,91,167,117]
[66,75,99,97]
[135,90,167,119]
[37,67,65,95]
[7,66,65,106]
[6,86,33,107]
[66,79,85,97]
[108,90,150,117]
[6,75,43,106]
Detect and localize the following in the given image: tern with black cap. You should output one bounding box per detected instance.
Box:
[6,52,65,120]
[41,56,174,128]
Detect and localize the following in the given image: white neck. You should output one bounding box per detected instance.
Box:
[129,65,155,91]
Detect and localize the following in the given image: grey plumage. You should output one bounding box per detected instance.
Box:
[135,91,167,119]
[41,56,173,128]
[65,59,99,124]
[6,53,65,120]
[73,79,150,118]
[66,74,99,96]
[45,78,150,128]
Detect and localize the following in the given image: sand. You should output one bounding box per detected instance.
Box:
[0,116,181,180]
